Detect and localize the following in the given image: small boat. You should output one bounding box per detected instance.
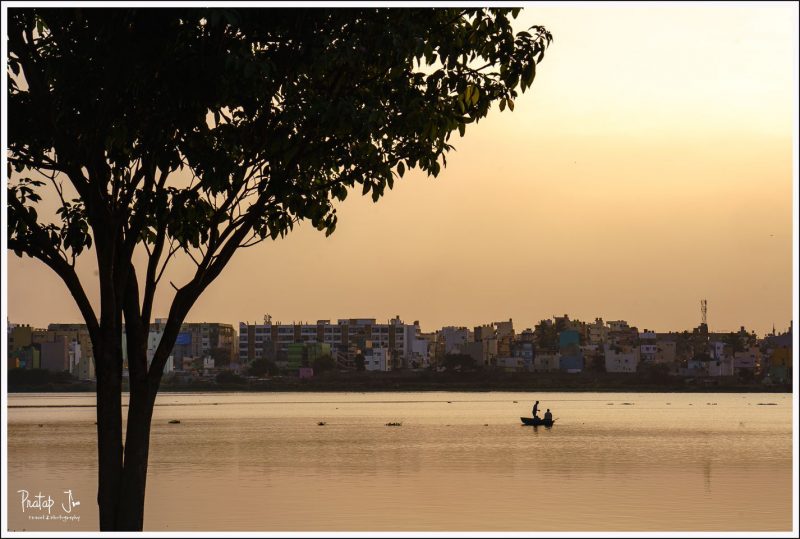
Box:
[520,417,556,427]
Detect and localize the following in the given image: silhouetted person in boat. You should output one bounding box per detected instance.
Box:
[544,409,553,423]
[532,400,540,418]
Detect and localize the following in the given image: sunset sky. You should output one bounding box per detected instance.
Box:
[5,3,798,336]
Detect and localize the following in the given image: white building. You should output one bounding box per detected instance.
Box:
[409,334,430,368]
[364,348,391,371]
[604,345,639,373]
[68,340,82,375]
[147,328,174,374]
[440,326,470,354]
[534,352,561,372]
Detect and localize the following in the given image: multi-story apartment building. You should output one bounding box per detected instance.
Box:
[604,344,640,373]
[655,340,677,364]
[474,324,495,342]
[639,330,657,363]
[461,338,498,367]
[511,340,535,371]
[440,326,471,355]
[587,318,609,345]
[495,319,515,357]
[238,317,421,368]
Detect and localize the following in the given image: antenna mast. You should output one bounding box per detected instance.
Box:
[700,299,707,327]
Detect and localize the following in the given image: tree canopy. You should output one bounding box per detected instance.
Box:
[6,8,552,530]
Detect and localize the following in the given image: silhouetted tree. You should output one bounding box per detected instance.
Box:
[7,7,551,530]
[442,353,477,371]
[723,332,745,355]
[534,320,558,349]
[209,346,232,367]
[355,353,366,371]
[246,358,277,377]
[312,354,336,373]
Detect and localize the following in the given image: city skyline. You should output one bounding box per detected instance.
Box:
[8,306,792,338]
[6,4,797,339]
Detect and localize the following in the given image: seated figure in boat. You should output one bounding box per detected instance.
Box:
[544,409,553,423]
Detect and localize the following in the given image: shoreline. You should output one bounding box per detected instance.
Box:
[7,368,792,394]
[7,384,793,394]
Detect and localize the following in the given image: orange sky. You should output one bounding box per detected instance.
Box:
[5,4,798,336]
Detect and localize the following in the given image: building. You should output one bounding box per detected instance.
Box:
[474,324,496,342]
[559,353,584,373]
[239,317,420,369]
[534,352,560,372]
[68,340,81,373]
[495,319,515,357]
[707,356,734,377]
[511,341,535,371]
[154,320,236,369]
[708,341,726,361]
[763,322,792,384]
[440,326,471,355]
[559,329,580,350]
[40,338,69,372]
[733,347,760,374]
[608,320,630,333]
[558,329,583,372]
[518,328,535,343]
[121,328,174,376]
[639,330,657,363]
[604,345,639,373]
[608,320,638,347]
[408,337,429,368]
[287,342,332,371]
[28,324,97,377]
[9,324,35,349]
[461,338,497,368]
[8,346,39,370]
[364,347,391,371]
[587,318,608,345]
[655,340,677,364]
[495,356,526,372]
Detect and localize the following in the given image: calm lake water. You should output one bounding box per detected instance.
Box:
[6,391,794,532]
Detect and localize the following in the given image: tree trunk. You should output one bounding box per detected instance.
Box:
[95,337,124,531]
[116,374,158,530]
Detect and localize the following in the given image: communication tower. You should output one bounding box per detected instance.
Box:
[700,299,707,326]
